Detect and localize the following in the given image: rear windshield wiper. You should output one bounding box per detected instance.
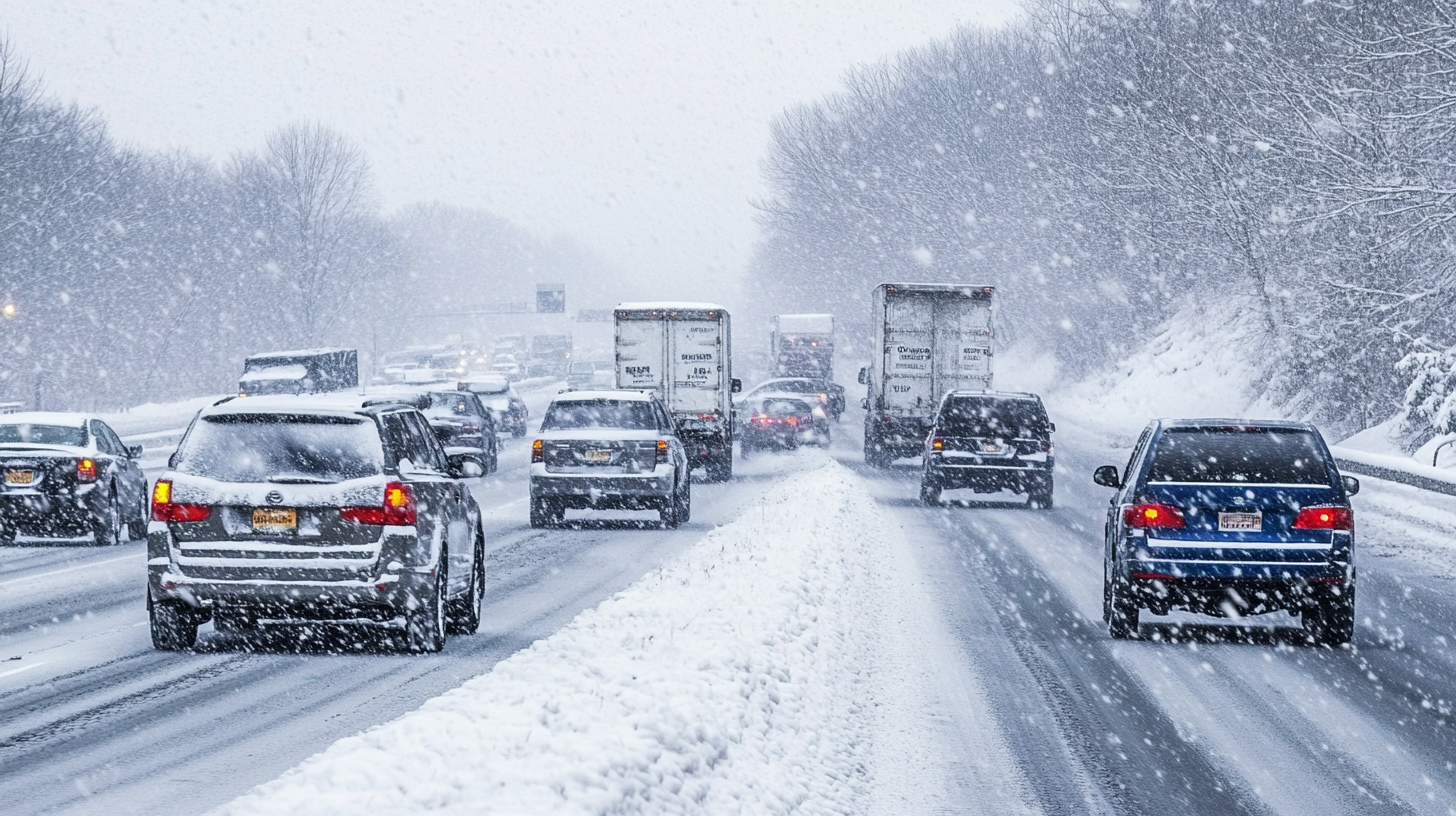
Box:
[266,475,338,484]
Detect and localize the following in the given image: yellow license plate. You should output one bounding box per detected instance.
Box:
[584,449,612,463]
[252,507,297,529]
[5,470,33,486]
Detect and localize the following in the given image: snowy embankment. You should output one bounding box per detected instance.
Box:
[215,457,1011,815]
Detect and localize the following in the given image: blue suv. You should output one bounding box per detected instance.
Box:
[1093,419,1358,645]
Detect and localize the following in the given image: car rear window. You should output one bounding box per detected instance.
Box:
[542,400,656,431]
[1146,427,1331,484]
[173,414,384,483]
[0,424,87,447]
[756,398,812,416]
[938,397,1048,438]
[426,393,475,417]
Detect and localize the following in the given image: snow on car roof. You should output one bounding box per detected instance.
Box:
[551,389,653,402]
[202,393,408,417]
[1158,417,1313,431]
[944,389,1041,401]
[239,364,308,381]
[244,347,353,361]
[0,411,91,426]
[615,301,728,312]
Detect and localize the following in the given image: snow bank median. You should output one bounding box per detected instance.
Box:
[215,458,945,815]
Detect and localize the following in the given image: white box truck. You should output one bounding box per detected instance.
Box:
[615,302,741,482]
[769,313,835,379]
[858,284,995,467]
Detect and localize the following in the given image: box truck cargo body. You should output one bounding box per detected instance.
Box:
[770,313,834,379]
[860,284,994,466]
[239,348,359,397]
[615,303,739,481]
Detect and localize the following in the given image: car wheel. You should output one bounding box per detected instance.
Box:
[705,448,733,483]
[919,476,941,505]
[128,492,149,540]
[1029,482,1054,509]
[95,490,123,547]
[405,562,447,653]
[447,527,485,635]
[676,475,691,524]
[1106,566,1140,639]
[529,497,560,529]
[1304,583,1355,647]
[150,596,199,650]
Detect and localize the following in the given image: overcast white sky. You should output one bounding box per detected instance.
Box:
[4,1,1020,292]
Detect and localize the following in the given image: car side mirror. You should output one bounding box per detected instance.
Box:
[1049,422,1056,433]
[857,367,867,385]
[447,452,485,479]
[1342,475,1360,496]
[168,451,178,469]
[1092,465,1122,488]
[731,378,742,394]
[128,445,144,459]
[860,397,869,411]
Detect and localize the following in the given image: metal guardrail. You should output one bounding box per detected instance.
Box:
[1334,456,1456,498]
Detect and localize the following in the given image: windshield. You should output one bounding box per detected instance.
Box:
[542,400,656,431]
[0,423,87,447]
[1147,428,1332,485]
[173,414,383,483]
[938,398,1048,438]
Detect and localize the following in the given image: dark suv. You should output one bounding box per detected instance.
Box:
[920,391,1054,507]
[147,394,486,653]
[420,390,498,474]
[1093,419,1358,645]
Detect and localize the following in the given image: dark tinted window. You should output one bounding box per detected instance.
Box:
[542,400,656,431]
[174,414,383,483]
[1146,427,1331,484]
[755,398,812,417]
[938,397,1049,438]
[0,423,87,447]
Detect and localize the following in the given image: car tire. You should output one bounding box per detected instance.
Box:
[1029,482,1054,509]
[676,475,691,524]
[150,597,199,650]
[95,489,123,547]
[919,476,941,505]
[1106,571,1140,639]
[128,492,149,540]
[405,563,447,653]
[1304,584,1355,647]
[447,528,485,635]
[529,497,560,529]
[705,449,733,483]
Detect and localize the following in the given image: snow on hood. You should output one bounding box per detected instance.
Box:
[165,473,388,507]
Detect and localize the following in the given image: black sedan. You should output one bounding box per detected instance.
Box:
[421,390,499,474]
[0,413,149,545]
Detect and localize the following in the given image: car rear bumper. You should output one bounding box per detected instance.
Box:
[531,474,674,506]
[926,462,1051,492]
[1119,540,1352,615]
[0,488,104,537]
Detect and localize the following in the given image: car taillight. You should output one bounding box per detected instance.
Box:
[749,414,774,427]
[341,481,417,526]
[152,479,211,522]
[931,437,945,451]
[1124,503,1185,528]
[531,439,543,463]
[76,458,97,482]
[786,415,800,426]
[1292,506,1353,530]
[656,439,668,465]
[1042,441,1054,454]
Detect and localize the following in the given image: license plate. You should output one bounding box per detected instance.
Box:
[252,508,297,530]
[979,442,1002,453]
[1218,511,1261,532]
[584,449,612,464]
[4,470,33,486]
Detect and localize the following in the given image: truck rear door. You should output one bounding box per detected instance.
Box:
[883,294,935,412]
[616,319,664,390]
[668,319,723,415]
[934,298,993,395]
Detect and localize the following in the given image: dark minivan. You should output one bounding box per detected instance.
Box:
[920,391,1055,507]
[1093,419,1358,645]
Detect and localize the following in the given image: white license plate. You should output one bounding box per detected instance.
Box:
[584,449,612,464]
[1218,511,1261,532]
[4,470,33,486]
[978,442,1002,453]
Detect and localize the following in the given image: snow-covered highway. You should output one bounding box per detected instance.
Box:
[2,400,1455,815]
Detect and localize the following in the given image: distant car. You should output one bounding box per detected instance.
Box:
[490,360,523,382]
[147,394,486,652]
[460,377,530,437]
[1093,419,1358,645]
[529,390,691,528]
[738,396,827,454]
[566,360,599,390]
[738,377,844,421]
[919,391,1054,507]
[419,390,498,474]
[0,413,149,545]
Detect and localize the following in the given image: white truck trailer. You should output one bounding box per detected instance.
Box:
[614,302,741,482]
[858,283,995,467]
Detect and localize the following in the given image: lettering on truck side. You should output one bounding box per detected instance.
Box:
[680,354,714,362]
[626,366,652,376]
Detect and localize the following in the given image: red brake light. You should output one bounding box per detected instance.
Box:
[341,481,417,526]
[786,416,799,426]
[1292,506,1352,530]
[151,479,211,522]
[76,458,97,483]
[1124,503,1185,528]
[531,439,543,463]
[931,437,945,451]
[749,414,774,427]
[656,439,669,465]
